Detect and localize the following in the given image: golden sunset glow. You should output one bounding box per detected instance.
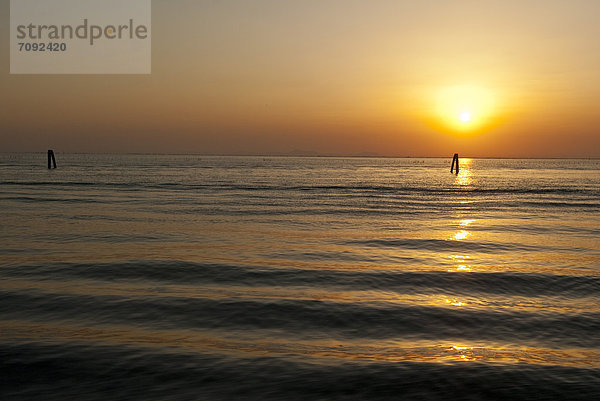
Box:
[1,1,599,157]
[2,1,600,398]
[430,85,498,135]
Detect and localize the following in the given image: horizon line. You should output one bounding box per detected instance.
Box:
[1,151,599,160]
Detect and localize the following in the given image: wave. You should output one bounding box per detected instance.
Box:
[342,238,598,255]
[1,261,598,297]
[2,342,599,401]
[1,289,599,348]
[1,181,598,196]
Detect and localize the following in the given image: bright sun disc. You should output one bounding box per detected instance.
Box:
[431,85,496,134]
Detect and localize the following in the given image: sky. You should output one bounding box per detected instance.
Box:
[1,0,599,157]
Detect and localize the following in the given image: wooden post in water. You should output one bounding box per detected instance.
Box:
[451,153,459,174]
[48,150,57,169]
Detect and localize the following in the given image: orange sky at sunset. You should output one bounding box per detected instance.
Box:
[1,0,599,157]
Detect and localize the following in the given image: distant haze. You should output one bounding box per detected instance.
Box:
[1,0,599,157]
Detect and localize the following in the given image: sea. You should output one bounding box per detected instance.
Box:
[1,153,599,400]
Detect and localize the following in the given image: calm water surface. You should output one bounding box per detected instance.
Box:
[1,154,599,400]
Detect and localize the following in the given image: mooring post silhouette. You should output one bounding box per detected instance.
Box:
[451,153,459,174]
[48,150,57,169]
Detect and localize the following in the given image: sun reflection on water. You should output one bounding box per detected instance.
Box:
[453,230,471,240]
[449,254,472,272]
[445,299,466,307]
[454,158,473,187]
[459,219,475,227]
[448,217,475,269]
[451,345,476,361]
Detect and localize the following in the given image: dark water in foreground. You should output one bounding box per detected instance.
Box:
[1,154,599,400]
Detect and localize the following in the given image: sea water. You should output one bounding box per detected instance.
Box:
[1,154,599,400]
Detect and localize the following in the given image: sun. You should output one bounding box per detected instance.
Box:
[459,111,472,123]
[428,85,496,135]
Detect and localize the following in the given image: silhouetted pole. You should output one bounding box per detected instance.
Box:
[48,150,57,169]
[451,153,459,174]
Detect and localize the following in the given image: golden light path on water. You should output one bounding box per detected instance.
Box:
[454,157,474,187]
[449,158,474,274]
[445,158,476,361]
